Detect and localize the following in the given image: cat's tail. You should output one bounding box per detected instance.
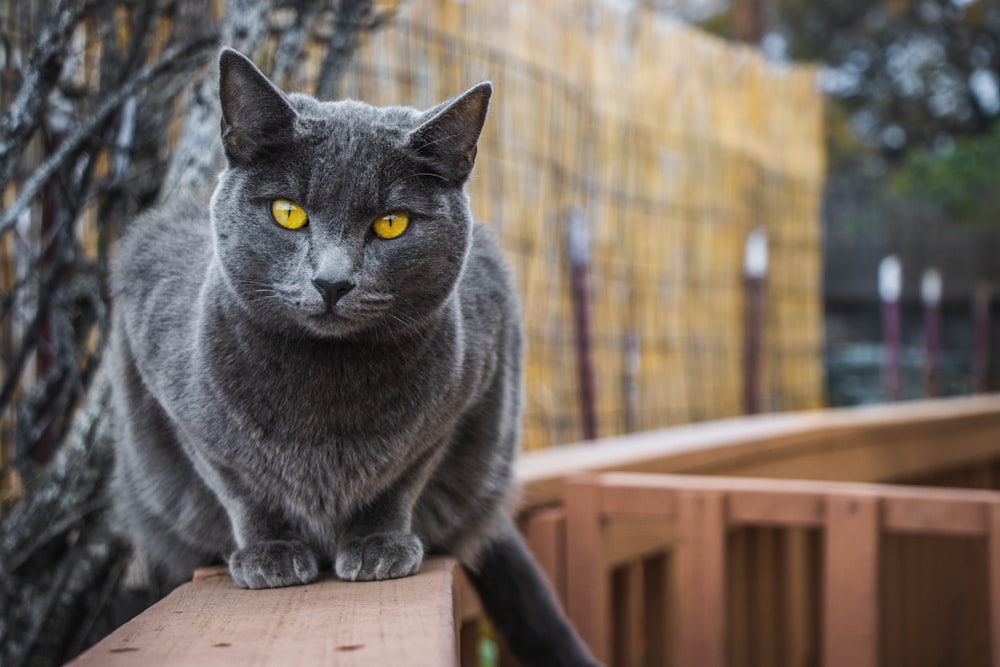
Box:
[462,517,602,667]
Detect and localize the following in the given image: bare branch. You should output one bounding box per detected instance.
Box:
[0,0,97,191]
[0,35,217,237]
[314,0,375,100]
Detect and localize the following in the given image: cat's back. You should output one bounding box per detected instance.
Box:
[460,223,521,346]
[111,195,213,376]
[112,195,212,309]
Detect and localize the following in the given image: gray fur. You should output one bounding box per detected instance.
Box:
[109,49,597,666]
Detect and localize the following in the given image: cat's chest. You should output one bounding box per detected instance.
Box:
[203,347,461,519]
[194,333,464,466]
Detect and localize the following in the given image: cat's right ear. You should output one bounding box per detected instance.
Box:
[407,82,492,185]
[218,48,297,166]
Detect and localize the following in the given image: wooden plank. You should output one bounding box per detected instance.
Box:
[746,529,781,667]
[454,566,481,624]
[728,528,749,667]
[71,557,462,667]
[728,489,824,527]
[460,620,480,667]
[453,564,482,667]
[612,562,646,667]
[516,396,1000,511]
[882,495,991,537]
[642,554,670,667]
[675,490,727,667]
[823,495,879,667]
[522,507,567,605]
[603,518,675,567]
[881,533,901,667]
[784,529,812,667]
[767,529,786,667]
[991,504,1000,667]
[563,476,611,665]
[600,481,677,518]
[626,563,645,667]
[597,470,1000,499]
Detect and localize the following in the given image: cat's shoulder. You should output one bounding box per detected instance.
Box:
[460,222,519,323]
[112,194,212,292]
[467,223,515,287]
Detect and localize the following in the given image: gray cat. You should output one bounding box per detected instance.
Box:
[109,48,598,666]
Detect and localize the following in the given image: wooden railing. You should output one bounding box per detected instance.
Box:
[563,472,1000,667]
[72,395,1000,666]
[73,558,480,666]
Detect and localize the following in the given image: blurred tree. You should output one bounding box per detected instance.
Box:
[893,120,1000,227]
[704,0,1000,152]
[702,0,1000,230]
[774,0,1000,154]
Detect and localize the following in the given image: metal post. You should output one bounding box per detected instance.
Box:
[974,281,993,393]
[743,229,767,414]
[622,330,641,433]
[921,268,942,398]
[879,255,902,402]
[567,208,598,441]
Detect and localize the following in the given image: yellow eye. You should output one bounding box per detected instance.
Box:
[271,199,308,230]
[372,212,410,239]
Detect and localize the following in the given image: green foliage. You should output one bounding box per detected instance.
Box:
[702,0,1000,153]
[892,120,1000,227]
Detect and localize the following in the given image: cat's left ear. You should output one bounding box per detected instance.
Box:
[407,82,492,184]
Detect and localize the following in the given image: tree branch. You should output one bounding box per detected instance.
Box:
[0,35,217,237]
[0,0,98,191]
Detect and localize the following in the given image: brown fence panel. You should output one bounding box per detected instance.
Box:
[562,472,1000,667]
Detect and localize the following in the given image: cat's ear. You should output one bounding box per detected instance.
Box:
[218,48,297,166]
[407,82,492,184]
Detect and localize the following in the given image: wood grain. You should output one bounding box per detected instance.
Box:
[71,558,462,667]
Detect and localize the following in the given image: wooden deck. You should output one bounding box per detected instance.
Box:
[72,395,1000,666]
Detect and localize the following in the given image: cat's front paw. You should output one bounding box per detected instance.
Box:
[229,540,319,589]
[335,532,423,581]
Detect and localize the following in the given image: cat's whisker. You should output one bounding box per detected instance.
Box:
[412,131,464,151]
[404,171,448,184]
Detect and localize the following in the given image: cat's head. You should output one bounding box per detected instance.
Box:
[209,48,491,340]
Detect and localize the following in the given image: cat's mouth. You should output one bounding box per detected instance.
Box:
[299,305,375,338]
[286,292,394,339]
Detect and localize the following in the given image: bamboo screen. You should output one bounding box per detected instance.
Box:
[326,1,827,449]
[1,0,826,469]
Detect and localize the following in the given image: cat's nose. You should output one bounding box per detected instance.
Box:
[312,277,354,310]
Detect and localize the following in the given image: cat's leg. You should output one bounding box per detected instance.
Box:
[198,465,320,589]
[229,538,319,589]
[334,477,426,581]
[225,504,320,588]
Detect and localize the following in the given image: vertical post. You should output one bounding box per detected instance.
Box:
[743,229,767,414]
[879,255,903,402]
[823,495,879,667]
[567,208,598,441]
[975,281,993,393]
[622,330,641,433]
[523,509,567,605]
[921,268,942,398]
[732,0,766,44]
[989,503,1000,667]
[676,490,727,667]
[564,476,610,664]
